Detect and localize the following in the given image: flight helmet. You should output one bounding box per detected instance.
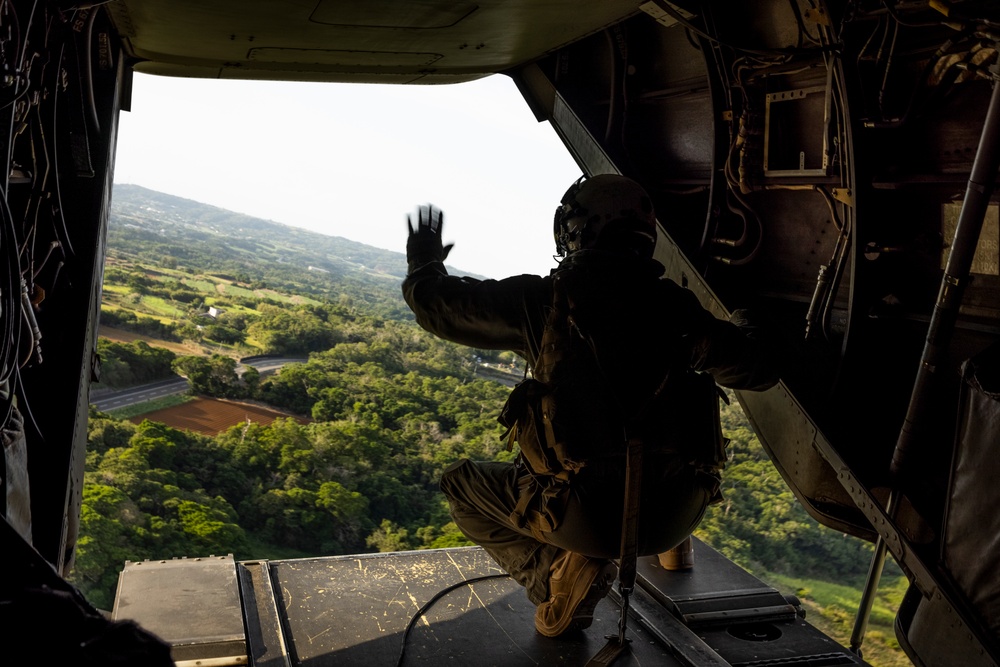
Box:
[553,174,657,257]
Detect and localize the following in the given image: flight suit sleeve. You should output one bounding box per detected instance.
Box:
[666,282,780,392]
[402,261,548,358]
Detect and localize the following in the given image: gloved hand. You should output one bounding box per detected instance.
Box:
[729,307,783,388]
[406,204,454,273]
[729,308,762,336]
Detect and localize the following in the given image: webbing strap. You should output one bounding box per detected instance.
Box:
[586,636,630,667]
[587,435,643,667]
[618,436,643,597]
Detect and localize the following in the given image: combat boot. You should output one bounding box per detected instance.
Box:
[534,550,617,637]
[658,535,694,571]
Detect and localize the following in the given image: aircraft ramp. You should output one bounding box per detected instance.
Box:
[112,539,866,666]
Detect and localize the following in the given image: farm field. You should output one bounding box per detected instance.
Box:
[99,325,206,356]
[131,397,309,435]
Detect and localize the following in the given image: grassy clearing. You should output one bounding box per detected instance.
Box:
[102,284,130,296]
[264,289,321,306]
[182,278,217,292]
[217,283,256,299]
[213,301,260,315]
[141,295,186,319]
[105,394,193,420]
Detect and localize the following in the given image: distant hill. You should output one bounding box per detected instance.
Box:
[108,184,481,318]
[111,184,410,279]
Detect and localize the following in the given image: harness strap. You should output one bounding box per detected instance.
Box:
[587,433,643,667]
[509,462,572,534]
[586,637,630,667]
[509,480,534,529]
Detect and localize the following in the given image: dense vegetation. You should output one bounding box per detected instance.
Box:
[75,186,907,666]
[79,376,906,664]
[96,339,177,388]
[78,324,511,608]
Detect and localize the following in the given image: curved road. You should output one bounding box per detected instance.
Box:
[90,357,307,412]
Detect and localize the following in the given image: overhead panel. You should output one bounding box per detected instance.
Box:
[309,1,479,29]
[247,48,444,68]
[108,0,645,83]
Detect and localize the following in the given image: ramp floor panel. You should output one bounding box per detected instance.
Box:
[637,538,866,666]
[114,542,866,666]
[259,547,682,666]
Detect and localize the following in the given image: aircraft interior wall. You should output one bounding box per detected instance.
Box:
[1,0,999,664]
[512,1,1000,661]
[0,2,124,573]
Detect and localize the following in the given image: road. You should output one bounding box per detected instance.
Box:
[91,377,191,412]
[90,356,307,412]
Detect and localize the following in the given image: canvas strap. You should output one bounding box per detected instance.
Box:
[586,433,642,667]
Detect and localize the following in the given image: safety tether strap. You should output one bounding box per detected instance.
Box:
[586,433,643,667]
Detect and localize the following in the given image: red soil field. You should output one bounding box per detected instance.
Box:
[132,397,310,435]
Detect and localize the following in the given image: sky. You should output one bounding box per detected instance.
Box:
[113,72,584,279]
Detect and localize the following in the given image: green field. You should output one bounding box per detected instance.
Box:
[182,277,218,293]
[141,295,186,319]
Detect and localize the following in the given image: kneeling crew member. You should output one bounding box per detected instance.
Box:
[402,174,778,637]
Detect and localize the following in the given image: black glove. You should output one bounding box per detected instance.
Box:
[729,308,783,388]
[406,204,454,273]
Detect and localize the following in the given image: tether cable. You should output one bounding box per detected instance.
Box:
[396,572,511,667]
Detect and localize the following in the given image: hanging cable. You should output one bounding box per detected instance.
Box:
[788,0,824,47]
[395,573,510,667]
[648,0,841,57]
[603,29,618,145]
[18,276,40,366]
[876,18,899,117]
[81,5,98,134]
[48,37,73,255]
[0,176,22,390]
[883,0,948,29]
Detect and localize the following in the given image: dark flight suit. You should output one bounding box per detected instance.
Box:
[402,248,777,606]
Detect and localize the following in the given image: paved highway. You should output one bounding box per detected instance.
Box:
[91,377,191,412]
[90,357,308,412]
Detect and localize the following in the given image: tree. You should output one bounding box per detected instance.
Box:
[317,481,371,550]
[247,304,341,355]
[366,519,412,553]
[694,400,878,580]
[202,324,246,345]
[95,339,177,389]
[241,365,261,399]
[173,354,240,396]
[166,498,248,555]
[88,418,138,454]
[72,484,144,610]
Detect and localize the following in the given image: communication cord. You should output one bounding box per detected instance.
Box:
[395,572,510,667]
